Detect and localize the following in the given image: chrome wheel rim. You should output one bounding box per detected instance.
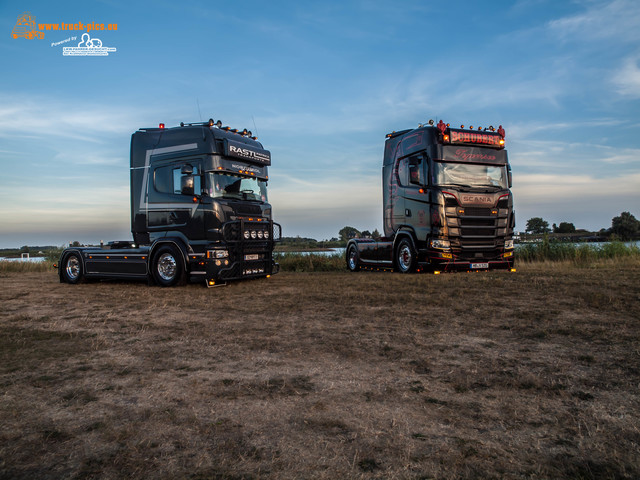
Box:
[157,253,177,281]
[348,248,357,270]
[398,245,412,272]
[66,256,80,280]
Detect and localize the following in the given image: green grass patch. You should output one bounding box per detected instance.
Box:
[517,239,640,263]
[0,260,55,273]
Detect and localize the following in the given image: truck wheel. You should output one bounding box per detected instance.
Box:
[152,245,185,287]
[346,244,361,272]
[396,238,417,273]
[62,253,84,284]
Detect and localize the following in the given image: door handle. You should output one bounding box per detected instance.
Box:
[405,209,411,217]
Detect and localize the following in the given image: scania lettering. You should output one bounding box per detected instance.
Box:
[58,118,281,287]
[346,119,515,274]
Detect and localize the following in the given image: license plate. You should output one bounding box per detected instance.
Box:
[471,263,489,269]
[244,254,259,261]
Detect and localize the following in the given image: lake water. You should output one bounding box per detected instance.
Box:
[0,256,48,262]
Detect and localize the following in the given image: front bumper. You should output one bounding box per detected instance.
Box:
[420,248,515,272]
[198,219,282,284]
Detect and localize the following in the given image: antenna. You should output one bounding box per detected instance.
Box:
[251,115,260,139]
[196,99,203,122]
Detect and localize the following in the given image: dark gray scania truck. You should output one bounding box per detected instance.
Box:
[347,120,515,274]
[59,119,281,287]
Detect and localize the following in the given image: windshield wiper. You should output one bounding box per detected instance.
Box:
[439,183,474,191]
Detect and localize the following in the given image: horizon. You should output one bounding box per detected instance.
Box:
[1,1,639,249]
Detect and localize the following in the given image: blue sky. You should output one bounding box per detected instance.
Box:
[1,0,639,248]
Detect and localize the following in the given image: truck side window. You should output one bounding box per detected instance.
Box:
[172,165,200,195]
[153,166,173,194]
[398,157,423,187]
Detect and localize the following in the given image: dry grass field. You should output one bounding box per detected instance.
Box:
[1,260,639,479]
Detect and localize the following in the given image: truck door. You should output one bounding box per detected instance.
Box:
[399,155,430,241]
[148,159,204,240]
[391,158,407,231]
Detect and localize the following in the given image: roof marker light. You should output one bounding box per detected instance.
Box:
[159,123,165,129]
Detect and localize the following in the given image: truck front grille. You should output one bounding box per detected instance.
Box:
[446,207,506,260]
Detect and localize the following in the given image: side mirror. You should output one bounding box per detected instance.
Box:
[508,168,512,188]
[181,175,194,195]
[181,165,194,175]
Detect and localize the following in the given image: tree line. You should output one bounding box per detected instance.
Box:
[525,211,640,240]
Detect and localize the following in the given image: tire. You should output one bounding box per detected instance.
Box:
[395,238,417,273]
[346,244,361,272]
[62,253,84,284]
[151,245,185,287]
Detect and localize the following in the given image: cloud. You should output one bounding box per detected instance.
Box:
[547,0,640,43]
[517,172,640,198]
[513,171,640,231]
[0,94,149,141]
[613,55,640,98]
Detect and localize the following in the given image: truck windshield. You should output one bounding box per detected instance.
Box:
[433,162,508,190]
[206,172,268,202]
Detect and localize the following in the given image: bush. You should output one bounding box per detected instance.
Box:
[275,253,345,272]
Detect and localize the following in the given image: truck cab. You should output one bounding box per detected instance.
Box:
[59,119,281,287]
[347,120,515,273]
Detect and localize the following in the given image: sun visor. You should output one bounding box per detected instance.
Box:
[224,139,271,166]
[440,146,507,165]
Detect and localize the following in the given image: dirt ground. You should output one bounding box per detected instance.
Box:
[1,261,639,479]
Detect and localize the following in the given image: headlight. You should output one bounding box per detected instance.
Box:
[505,239,514,249]
[251,230,257,239]
[244,230,250,239]
[215,250,229,258]
[257,230,264,239]
[430,239,451,249]
[264,230,270,239]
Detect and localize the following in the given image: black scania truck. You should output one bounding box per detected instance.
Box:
[59,119,281,287]
[347,119,515,274]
